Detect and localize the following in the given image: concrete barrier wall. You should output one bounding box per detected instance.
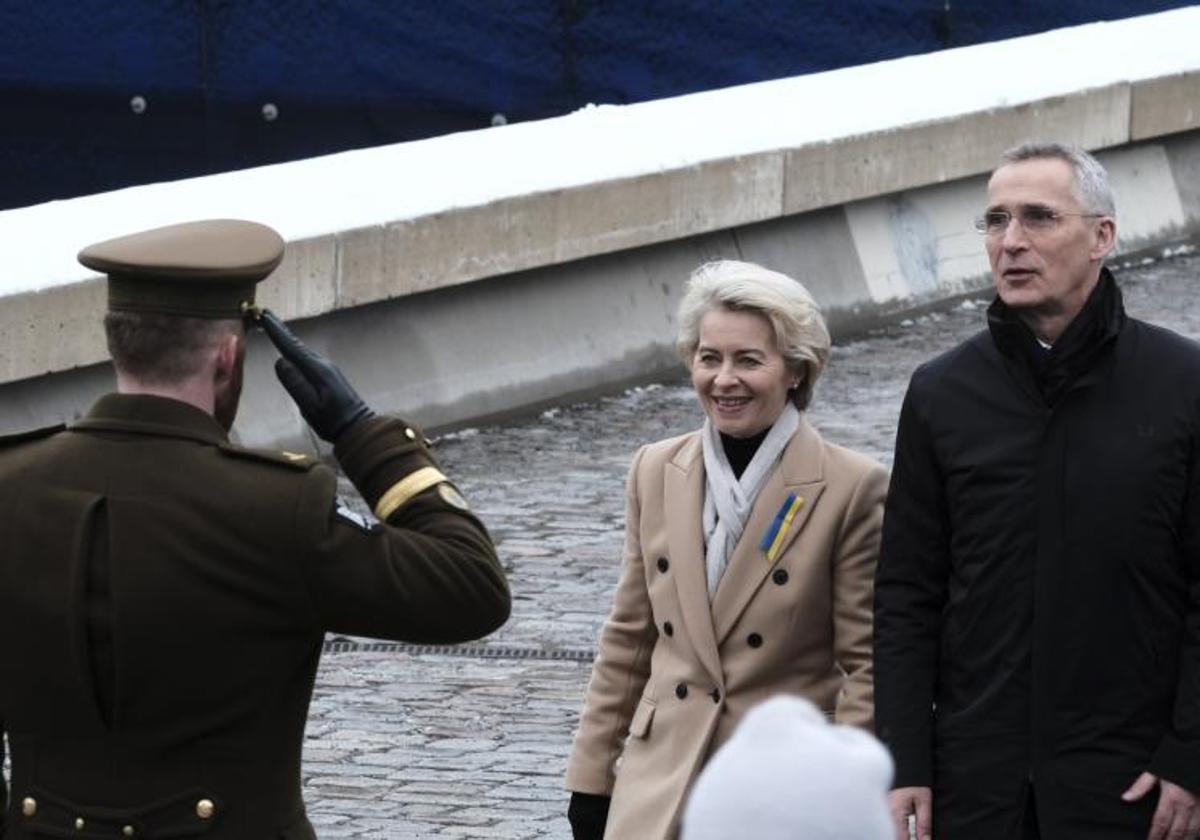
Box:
[3,15,1200,448]
[5,130,1198,452]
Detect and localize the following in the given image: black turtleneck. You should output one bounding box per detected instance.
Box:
[720,427,770,479]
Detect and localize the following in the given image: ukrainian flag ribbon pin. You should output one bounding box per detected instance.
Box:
[759,493,805,563]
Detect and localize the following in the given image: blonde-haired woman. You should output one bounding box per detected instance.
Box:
[565,260,888,840]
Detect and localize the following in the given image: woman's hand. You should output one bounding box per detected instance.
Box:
[568,791,612,840]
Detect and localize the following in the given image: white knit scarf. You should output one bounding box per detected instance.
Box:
[701,403,800,600]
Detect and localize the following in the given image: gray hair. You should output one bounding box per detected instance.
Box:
[999,141,1116,217]
[675,260,831,410]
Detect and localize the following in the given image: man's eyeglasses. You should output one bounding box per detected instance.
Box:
[974,206,1104,235]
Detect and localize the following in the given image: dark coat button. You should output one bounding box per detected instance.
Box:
[675,682,688,699]
[657,557,669,573]
[747,632,763,648]
[710,688,721,704]
[663,621,674,637]
[772,568,789,585]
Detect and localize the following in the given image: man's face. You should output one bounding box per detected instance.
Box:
[985,157,1114,325]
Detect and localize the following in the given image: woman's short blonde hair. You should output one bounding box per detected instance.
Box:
[675,260,831,410]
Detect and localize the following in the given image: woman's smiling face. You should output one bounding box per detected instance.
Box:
[691,307,796,439]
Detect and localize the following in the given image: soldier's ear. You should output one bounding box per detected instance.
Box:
[213,331,243,382]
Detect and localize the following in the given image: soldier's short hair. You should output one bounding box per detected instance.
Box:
[104,311,241,384]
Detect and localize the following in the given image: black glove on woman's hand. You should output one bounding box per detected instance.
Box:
[258,309,374,442]
[567,791,611,840]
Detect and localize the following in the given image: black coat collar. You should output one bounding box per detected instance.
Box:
[987,267,1125,405]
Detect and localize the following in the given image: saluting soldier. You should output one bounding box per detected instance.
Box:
[0,219,510,839]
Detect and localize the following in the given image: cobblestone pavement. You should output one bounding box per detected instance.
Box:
[308,251,1199,837]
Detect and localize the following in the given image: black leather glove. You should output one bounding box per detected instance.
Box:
[258,309,374,442]
[567,791,611,840]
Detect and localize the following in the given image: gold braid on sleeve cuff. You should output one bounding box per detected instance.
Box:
[374,466,448,521]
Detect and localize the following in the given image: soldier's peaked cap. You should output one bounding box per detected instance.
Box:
[78,219,285,319]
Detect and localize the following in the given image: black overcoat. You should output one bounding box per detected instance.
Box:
[875,274,1200,838]
[0,394,510,838]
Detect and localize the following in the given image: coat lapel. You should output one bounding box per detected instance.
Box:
[665,435,724,689]
[711,418,827,646]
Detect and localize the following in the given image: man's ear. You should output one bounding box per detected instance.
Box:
[1091,216,1117,261]
[213,331,242,383]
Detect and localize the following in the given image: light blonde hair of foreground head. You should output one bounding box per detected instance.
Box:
[675,260,831,411]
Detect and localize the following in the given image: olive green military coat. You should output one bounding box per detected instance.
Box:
[0,394,509,839]
[565,419,886,840]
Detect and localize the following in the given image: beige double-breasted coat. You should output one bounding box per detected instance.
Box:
[565,418,887,840]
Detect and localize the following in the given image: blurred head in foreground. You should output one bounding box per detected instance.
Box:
[681,695,894,840]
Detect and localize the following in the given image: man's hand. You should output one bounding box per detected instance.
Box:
[888,787,932,840]
[1123,772,1200,840]
[258,309,373,442]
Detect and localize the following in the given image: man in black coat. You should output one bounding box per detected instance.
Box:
[0,220,511,838]
[875,144,1200,840]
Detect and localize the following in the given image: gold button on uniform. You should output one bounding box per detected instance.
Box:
[21,797,37,817]
[75,817,86,830]
[196,799,215,819]
[123,826,137,837]
[404,427,416,440]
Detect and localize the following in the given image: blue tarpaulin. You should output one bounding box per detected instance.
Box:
[0,1,1191,210]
